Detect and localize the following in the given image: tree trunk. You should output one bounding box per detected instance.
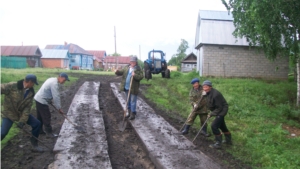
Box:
[297,57,300,107]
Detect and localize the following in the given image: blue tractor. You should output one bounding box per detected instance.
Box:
[144,49,170,80]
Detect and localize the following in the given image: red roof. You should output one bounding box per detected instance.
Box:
[103,56,130,64]
[87,50,107,62]
[1,46,42,57]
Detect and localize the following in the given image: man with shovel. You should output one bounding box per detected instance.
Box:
[181,78,210,137]
[1,74,43,152]
[34,73,70,138]
[202,80,232,149]
[115,56,144,120]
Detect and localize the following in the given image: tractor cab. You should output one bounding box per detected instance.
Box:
[144,49,170,80]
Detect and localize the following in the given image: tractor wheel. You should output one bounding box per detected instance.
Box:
[165,69,170,78]
[144,62,150,79]
[161,72,165,78]
[146,70,152,80]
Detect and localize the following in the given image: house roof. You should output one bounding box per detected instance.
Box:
[45,43,92,56]
[1,46,42,57]
[87,50,107,62]
[103,56,130,64]
[195,10,249,49]
[41,49,70,59]
[181,53,197,63]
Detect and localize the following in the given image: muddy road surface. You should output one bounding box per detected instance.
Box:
[1,74,251,169]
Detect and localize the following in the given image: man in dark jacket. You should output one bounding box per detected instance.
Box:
[203,80,232,149]
[181,78,210,137]
[115,56,144,120]
[1,74,43,152]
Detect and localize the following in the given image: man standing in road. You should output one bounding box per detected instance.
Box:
[1,74,43,152]
[115,56,144,120]
[202,80,232,149]
[181,78,210,137]
[34,73,70,138]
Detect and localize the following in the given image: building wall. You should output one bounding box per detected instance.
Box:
[181,62,197,72]
[41,59,64,68]
[201,45,289,79]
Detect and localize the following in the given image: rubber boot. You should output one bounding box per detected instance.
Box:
[200,126,211,137]
[45,126,58,138]
[181,125,190,135]
[30,137,44,153]
[129,112,136,120]
[125,109,131,118]
[209,135,222,149]
[222,133,232,145]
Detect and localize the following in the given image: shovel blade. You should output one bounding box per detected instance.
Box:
[118,120,127,132]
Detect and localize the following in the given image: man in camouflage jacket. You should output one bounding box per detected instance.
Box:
[1,74,43,152]
[181,78,210,137]
[115,56,144,120]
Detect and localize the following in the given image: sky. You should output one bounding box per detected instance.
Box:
[0,0,227,61]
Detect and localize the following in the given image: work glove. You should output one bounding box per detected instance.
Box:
[193,103,197,109]
[17,122,25,129]
[202,91,207,95]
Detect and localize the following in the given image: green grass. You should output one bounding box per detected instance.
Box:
[1,68,114,149]
[141,71,300,169]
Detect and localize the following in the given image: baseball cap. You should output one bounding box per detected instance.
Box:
[25,74,38,85]
[190,78,200,84]
[59,72,70,81]
[130,56,138,62]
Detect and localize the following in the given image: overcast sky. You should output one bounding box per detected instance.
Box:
[0,0,227,61]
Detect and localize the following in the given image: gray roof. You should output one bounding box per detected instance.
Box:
[199,10,233,21]
[41,49,70,59]
[195,10,249,48]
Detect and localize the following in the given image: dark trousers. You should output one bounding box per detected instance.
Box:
[35,101,52,130]
[211,115,229,135]
[1,114,41,140]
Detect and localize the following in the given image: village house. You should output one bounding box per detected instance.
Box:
[87,50,107,70]
[45,43,94,70]
[181,53,197,72]
[195,10,289,79]
[103,56,130,71]
[1,46,42,68]
[40,49,71,69]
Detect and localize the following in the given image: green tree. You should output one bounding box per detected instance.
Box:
[221,0,300,106]
[168,39,189,68]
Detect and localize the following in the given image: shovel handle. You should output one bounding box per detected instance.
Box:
[192,117,210,143]
[15,123,52,151]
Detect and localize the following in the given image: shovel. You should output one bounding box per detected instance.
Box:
[49,103,85,131]
[192,116,210,143]
[15,122,53,151]
[118,76,133,131]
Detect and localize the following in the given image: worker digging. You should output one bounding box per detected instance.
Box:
[181,78,211,137]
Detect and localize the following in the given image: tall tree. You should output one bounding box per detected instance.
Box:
[168,39,189,68]
[221,0,300,106]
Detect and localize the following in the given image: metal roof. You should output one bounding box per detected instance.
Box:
[45,43,92,56]
[1,46,42,57]
[181,53,197,63]
[195,10,249,48]
[41,49,70,59]
[87,50,107,62]
[199,10,233,21]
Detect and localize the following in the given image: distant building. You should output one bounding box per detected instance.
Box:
[195,10,288,79]
[45,43,94,70]
[1,45,42,68]
[41,49,71,69]
[87,50,107,70]
[181,53,197,72]
[103,56,130,70]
